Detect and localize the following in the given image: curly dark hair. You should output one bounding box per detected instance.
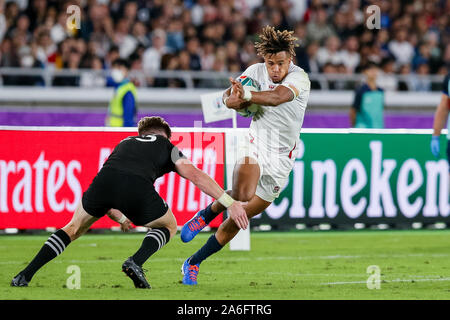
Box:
[254,25,298,57]
[138,116,172,138]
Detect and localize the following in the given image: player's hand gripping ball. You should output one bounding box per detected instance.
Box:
[234,76,262,118]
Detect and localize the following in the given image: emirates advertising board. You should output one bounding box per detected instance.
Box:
[0,128,449,230]
[0,128,224,229]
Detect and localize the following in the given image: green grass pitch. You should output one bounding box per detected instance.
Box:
[1,230,449,300]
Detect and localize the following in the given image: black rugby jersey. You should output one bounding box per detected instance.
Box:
[102,134,185,183]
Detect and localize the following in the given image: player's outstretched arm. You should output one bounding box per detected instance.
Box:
[432,94,449,136]
[430,94,449,157]
[106,209,132,232]
[174,158,249,229]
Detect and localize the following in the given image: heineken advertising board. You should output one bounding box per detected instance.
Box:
[254,131,449,226]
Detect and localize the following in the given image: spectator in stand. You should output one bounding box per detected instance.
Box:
[104,45,120,71]
[332,9,348,40]
[185,36,202,71]
[398,63,413,91]
[388,27,415,67]
[374,29,391,60]
[317,35,342,68]
[52,48,81,87]
[412,42,431,70]
[410,62,432,92]
[50,11,69,45]
[178,50,191,71]
[338,35,360,73]
[239,38,257,70]
[142,28,170,75]
[200,40,215,71]
[225,40,241,68]
[230,21,247,46]
[0,0,447,92]
[166,19,184,52]
[321,62,338,90]
[119,21,149,59]
[306,7,336,45]
[25,0,48,31]
[3,1,20,39]
[305,41,320,75]
[293,22,310,72]
[154,53,185,88]
[7,13,32,44]
[377,57,398,92]
[34,28,56,67]
[80,56,106,88]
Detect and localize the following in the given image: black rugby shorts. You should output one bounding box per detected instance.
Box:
[82,167,168,226]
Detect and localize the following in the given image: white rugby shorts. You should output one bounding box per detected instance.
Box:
[236,133,297,202]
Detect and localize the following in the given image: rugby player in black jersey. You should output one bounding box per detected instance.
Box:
[11,116,247,289]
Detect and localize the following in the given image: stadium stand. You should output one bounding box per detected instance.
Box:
[0,0,448,90]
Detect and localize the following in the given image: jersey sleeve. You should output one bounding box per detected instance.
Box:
[281,70,311,99]
[164,139,187,172]
[442,74,450,97]
[238,63,259,80]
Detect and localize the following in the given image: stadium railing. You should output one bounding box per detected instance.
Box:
[0,68,443,110]
[0,67,445,92]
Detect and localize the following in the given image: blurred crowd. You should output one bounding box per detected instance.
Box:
[0,0,449,90]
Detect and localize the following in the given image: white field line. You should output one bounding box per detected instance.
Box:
[322,277,450,285]
[1,252,449,265]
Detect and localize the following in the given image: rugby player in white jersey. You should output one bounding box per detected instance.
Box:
[180,26,311,285]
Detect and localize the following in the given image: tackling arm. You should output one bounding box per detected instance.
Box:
[106,209,132,231]
[175,158,228,200]
[174,158,249,229]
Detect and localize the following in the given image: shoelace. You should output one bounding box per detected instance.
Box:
[188,265,199,281]
[188,216,206,232]
[136,265,148,275]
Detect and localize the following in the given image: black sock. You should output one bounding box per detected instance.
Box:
[20,229,71,282]
[189,234,223,265]
[200,203,221,224]
[132,227,170,266]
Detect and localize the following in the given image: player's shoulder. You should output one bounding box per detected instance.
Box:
[242,62,265,75]
[287,63,309,81]
[283,63,310,90]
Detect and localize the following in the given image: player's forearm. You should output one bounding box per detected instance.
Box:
[432,95,449,136]
[106,209,126,224]
[190,168,228,200]
[249,91,286,106]
[222,88,232,105]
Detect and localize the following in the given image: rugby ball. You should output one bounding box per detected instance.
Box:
[234,76,261,117]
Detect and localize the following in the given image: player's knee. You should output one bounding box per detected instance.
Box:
[62,222,82,241]
[165,216,177,239]
[231,189,254,202]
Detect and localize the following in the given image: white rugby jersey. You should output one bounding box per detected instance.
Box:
[240,62,311,156]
